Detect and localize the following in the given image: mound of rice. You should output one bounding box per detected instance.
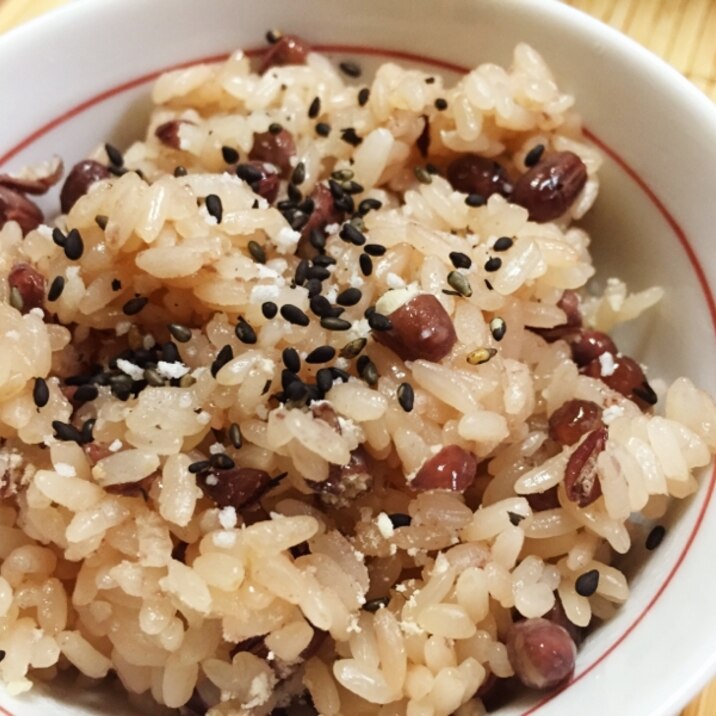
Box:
[0,34,715,715]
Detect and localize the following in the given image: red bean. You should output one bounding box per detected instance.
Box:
[446,155,512,199]
[548,399,604,446]
[307,448,372,501]
[564,426,606,507]
[154,119,196,149]
[298,184,344,249]
[0,158,63,195]
[531,290,583,342]
[411,445,477,492]
[249,129,296,177]
[0,186,43,234]
[373,294,457,363]
[581,354,656,409]
[511,151,587,223]
[506,618,576,690]
[198,467,273,510]
[259,34,311,73]
[570,330,617,367]
[8,263,46,312]
[525,485,560,512]
[60,160,111,214]
[542,597,584,646]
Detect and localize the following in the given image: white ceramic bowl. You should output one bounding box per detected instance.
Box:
[1,0,716,714]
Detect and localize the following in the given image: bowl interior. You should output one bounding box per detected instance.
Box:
[1,1,716,714]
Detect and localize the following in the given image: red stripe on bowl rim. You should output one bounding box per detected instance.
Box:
[0,43,714,716]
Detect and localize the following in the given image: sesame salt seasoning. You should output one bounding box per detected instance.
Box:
[104,143,124,167]
[490,317,507,341]
[306,345,336,364]
[465,193,486,207]
[33,378,49,408]
[524,143,545,167]
[449,252,472,270]
[261,301,278,319]
[493,236,514,252]
[280,304,310,326]
[646,524,666,550]
[235,317,257,345]
[47,276,65,302]
[358,87,370,106]
[397,382,414,412]
[359,253,373,277]
[308,96,321,119]
[122,296,148,316]
[466,347,498,365]
[575,569,600,597]
[339,60,362,78]
[211,344,234,377]
[484,257,502,272]
[447,270,472,297]
[221,146,239,164]
[205,194,223,223]
[229,422,243,449]
[168,323,192,343]
[63,229,84,260]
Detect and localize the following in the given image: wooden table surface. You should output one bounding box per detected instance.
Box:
[0,0,715,714]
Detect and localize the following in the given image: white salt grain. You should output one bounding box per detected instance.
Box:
[116,359,144,380]
[212,531,237,548]
[218,507,238,529]
[376,512,395,539]
[157,361,190,379]
[599,352,616,377]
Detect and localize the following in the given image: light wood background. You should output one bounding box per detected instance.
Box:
[0,0,715,714]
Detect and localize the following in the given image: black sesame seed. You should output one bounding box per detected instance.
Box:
[261,301,278,319]
[52,420,84,443]
[287,182,303,204]
[188,459,211,474]
[312,254,336,268]
[331,367,350,382]
[144,367,165,387]
[235,317,257,344]
[306,265,331,281]
[357,87,370,106]
[162,341,180,363]
[388,513,412,528]
[447,270,473,297]
[285,380,308,402]
[294,259,309,286]
[358,197,383,215]
[306,278,322,298]
[248,241,266,264]
[362,596,389,613]
[281,304,310,326]
[291,162,306,186]
[306,345,336,364]
[47,276,65,302]
[634,382,658,406]
[236,163,263,183]
[111,278,122,291]
[334,194,355,213]
[0,650,5,663]
[434,97,448,111]
[493,236,514,252]
[449,252,472,269]
[281,369,300,391]
[268,122,283,135]
[425,76,435,84]
[484,279,494,290]
[229,422,243,449]
[357,355,378,386]
[508,511,525,526]
[205,194,223,223]
[74,384,99,403]
[336,287,362,306]
[316,368,334,393]
[339,60,362,78]
[174,166,187,177]
[282,347,301,373]
[397,382,414,412]
[340,337,367,359]
[33,377,49,408]
[484,257,502,272]
[524,143,545,167]
[340,128,363,147]
[414,166,432,184]
[211,344,234,377]
[320,316,352,331]
[168,324,192,343]
[465,193,486,207]
[575,569,600,597]
[342,181,365,195]
[363,243,386,257]
[122,296,148,316]
[210,453,235,470]
[221,146,239,164]
[105,143,124,167]
[339,223,366,246]
[95,214,109,230]
[308,96,321,119]
[309,295,333,318]
[315,122,331,137]
[265,29,282,44]
[646,524,666,550]
[51,227,66,246]
[108,166,127,177]
[359,253,373,276]
[368,312,392,331]
[490,317,507,342]
[309,228,327,251]
[63,228,84,260]
[80,418,96,444]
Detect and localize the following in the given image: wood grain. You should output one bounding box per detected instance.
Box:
[0,0,715,713]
